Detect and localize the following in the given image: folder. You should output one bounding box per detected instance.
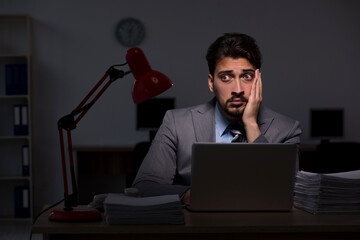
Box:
[13,104,29,135]
[13,105,21,135]
[14,186,30,218]
[5,64,28,95]
[21,105,28,135]
[19,64,28,95]
[22,145,30,176]
[5,64,14,95]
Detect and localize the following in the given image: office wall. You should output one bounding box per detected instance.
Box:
[1,0,359,215]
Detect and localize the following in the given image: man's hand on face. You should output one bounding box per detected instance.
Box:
[242,69,262,142]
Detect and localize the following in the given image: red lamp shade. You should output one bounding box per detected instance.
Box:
[126,48,173,104]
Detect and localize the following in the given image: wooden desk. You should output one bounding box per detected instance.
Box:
[32,206,360,240]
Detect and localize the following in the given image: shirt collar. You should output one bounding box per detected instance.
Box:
[215,102,231,137]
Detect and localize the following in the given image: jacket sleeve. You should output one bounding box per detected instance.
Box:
[254,119,302,144]
[132,110,190,198]
[283,120,302,144]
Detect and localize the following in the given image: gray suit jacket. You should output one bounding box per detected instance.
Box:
[132,98,302,197]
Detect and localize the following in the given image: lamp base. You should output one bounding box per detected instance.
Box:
[49,206,102,222]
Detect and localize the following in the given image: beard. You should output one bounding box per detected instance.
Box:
[217,95,248,121]
[225,105,244,118]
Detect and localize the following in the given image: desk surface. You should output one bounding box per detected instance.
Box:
[32,205,360,240]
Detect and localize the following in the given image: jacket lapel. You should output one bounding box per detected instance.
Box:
[191,99,216,142]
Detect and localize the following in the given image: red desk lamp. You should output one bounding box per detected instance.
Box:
[49,48,173,221]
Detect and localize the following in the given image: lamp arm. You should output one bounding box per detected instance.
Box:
[57,65,131,130]
[57,65,131,209]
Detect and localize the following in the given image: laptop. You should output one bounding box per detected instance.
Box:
[188,143,297,212]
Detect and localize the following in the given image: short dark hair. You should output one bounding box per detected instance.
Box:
[206,33,262,76]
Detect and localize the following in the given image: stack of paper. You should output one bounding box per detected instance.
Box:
[104,193,184,224]
[294,170,360,214]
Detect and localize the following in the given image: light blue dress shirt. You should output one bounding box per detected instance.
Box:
[215,103,234,143]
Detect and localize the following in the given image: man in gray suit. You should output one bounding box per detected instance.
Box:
[132,33,302,205]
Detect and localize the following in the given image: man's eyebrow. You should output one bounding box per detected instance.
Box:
[217,70,233,75]
[217,69,255,75]
[242,69,255,72]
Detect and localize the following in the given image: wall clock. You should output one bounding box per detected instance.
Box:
[115,18,145,47]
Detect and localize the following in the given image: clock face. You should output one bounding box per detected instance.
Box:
[115,18,145,47]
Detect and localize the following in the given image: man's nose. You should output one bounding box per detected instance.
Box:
[232,78,243,94]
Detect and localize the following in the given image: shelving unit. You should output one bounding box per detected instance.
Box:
[0,15,33,220]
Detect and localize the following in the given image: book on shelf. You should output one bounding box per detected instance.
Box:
[22,145,30,176]
[13,104,28,136]
[294,170,360,214]
[5,63,28,95]
[14,185,30,218]
[104,193,184,225]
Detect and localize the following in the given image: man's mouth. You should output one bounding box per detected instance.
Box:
[229,97,246,107]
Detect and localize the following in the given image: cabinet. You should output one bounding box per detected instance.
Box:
[74,147,134,204]
[0,15,32,220]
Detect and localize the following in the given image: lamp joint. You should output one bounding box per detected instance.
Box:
[108,67,125,82]
[58,114,76,131]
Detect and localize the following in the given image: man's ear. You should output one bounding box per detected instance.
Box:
[208,74,215,93]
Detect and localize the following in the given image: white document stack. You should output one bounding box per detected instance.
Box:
[294,170,360,214]
[104,193,184,224]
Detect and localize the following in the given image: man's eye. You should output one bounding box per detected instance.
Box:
[220,75,232,81]
[242,73,254,81]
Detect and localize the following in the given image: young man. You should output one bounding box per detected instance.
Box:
[132,33,302,204]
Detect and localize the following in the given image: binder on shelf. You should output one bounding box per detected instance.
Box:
[5,64,28,95]
[14,185,30,218]
[13,105,21,134]
[5,64,14,94]
[22,145,30,176]
[13,104,29,135]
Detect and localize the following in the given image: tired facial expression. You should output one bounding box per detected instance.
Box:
[208,57,256,122]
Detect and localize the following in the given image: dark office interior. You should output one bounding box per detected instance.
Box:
[1,1,360,239]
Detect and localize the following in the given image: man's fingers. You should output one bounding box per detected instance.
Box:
[258,71,262,101]
[252,69,262,101]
